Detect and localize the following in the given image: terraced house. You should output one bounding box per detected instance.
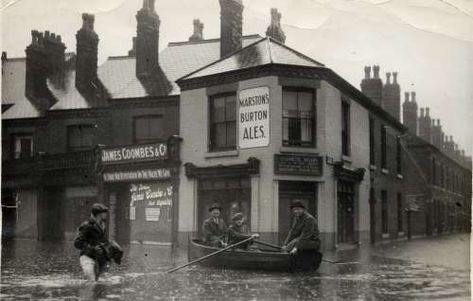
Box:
[2,0,471,251]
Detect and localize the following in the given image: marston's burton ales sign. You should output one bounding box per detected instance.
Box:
[101,142,168,164]
[238,86,270,149]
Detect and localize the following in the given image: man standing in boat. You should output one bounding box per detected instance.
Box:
[202,203,228,248]
[282,200,321,255]
[227,213,259,249]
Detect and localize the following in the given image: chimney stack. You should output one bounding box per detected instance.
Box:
[418,106,432,143]
[128,37,136,56]
[431,118,442,149]
[75,13,99,96]
[136,0,160,78]
[361,65,383,106]
[382,71,400,120]
[189,19,204,41]
[402,91,417,134]
[25,29,65,111]
[219,0,243,58]
[266,8,286,44]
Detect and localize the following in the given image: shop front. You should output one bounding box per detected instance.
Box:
[100,136,181,245]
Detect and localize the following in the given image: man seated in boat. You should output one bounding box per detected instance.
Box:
[227,213,259,250]
[202,203,228,248]
[281,200,321,255]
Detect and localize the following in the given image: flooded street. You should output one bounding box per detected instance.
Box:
[1,234,470,300]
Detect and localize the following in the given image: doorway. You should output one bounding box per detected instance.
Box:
[278,181,318,244]
[337,180,356,243]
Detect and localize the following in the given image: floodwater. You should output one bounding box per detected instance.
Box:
[1,234,470,300]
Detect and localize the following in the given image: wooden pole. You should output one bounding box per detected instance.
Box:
[166,235,257,273]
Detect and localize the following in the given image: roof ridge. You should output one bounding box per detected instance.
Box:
[176,37,268,82]
[268,36,325,67]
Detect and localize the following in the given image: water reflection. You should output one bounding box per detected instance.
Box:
[1,239,470,300]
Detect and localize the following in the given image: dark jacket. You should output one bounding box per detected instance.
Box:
[74,217,109,263]
[202,217,227,244]
[227,223,251,245]
[283,211,320,251]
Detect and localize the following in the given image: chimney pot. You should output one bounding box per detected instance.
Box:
[386,72,391,84]
[266,8,286,43]
[437,119,440,126]
[364,66,371,79]
[404,92,410,102]
[1,51,7,62]
[189,19,204,41]
[420,108,425,117]
[411,91,416,103]
[426,107,430,116]
[393,72,398,84]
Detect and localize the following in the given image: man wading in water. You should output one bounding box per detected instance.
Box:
[74,203,122,281]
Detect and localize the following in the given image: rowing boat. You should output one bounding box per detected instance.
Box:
[188,238,322,272]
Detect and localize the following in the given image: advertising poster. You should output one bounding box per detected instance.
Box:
[238,86,270,149]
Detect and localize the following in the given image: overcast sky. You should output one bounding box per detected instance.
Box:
[2,0,472,155]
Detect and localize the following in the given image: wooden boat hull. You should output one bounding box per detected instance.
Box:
[188,239,321,272]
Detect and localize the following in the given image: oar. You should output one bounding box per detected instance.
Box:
[166,235,257,273]
[254,240,283,250]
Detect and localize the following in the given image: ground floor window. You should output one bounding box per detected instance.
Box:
[198,177,251,232]
[337,181,355,243]
[381,190,388,234]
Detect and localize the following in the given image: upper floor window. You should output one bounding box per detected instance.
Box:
[282,88,315,147]
[381,125,387,169]
[341,100,350,156]
[396,137,402,175]
[209,93,236,151]
[12,134,33,159]
[369,117,375,165]
[134,115,163,144]
[68,125,94,152]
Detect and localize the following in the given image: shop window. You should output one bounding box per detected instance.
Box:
[67,125,94,152]
[341,100,350,156]
[381,125,387,169]
[198,177,251,230]
[369,117,375,165]
[134,115,164,143]
[282,88,315,147]
[397,193,403,232]
[396,137,402,175]
[381,190,388,234]
[209,93,236,151]
[11,134,33,159]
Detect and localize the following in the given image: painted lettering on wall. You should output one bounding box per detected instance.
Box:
[103,168,171,182]
[238,86,270,149]
[101,142,167,164]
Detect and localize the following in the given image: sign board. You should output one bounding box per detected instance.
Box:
[238,87,270,149]
[274,154,323,176]
[101,142,167,165]
[103,168,171,182]
[129,183,173,222]
[406,194,423,212]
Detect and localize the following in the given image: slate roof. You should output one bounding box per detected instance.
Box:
[179,37,324,81]
[1,58,41,119]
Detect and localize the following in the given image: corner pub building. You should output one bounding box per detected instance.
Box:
[2,0,471,251]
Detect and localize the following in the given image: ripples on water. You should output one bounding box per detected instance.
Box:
[1,240,470,300]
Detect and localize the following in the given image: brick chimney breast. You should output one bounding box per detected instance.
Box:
[266,8,286,44]
[360,65,382,106]
[219,0,243,58]
[189,19,204,41]
[136,0,160,78]
[76,13,99,97]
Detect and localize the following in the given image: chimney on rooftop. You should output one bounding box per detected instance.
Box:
[75,13,99,97]
[136,0,160,78]
[361,65,383,106]
[219,0,243,58]
[189,19,204,42]
[266,8,286,44]
[382,71,400,120]
[431,118,442,149]
[25,29,65,111]
[418,106,432,143]
[402,91,417,134]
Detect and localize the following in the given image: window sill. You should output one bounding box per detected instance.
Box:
[369,165,377,171]
[381,233,390,239]
[205,149,239,159]
[397,174,403,180]
[279,146,318,154]
[381,168,389,175]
